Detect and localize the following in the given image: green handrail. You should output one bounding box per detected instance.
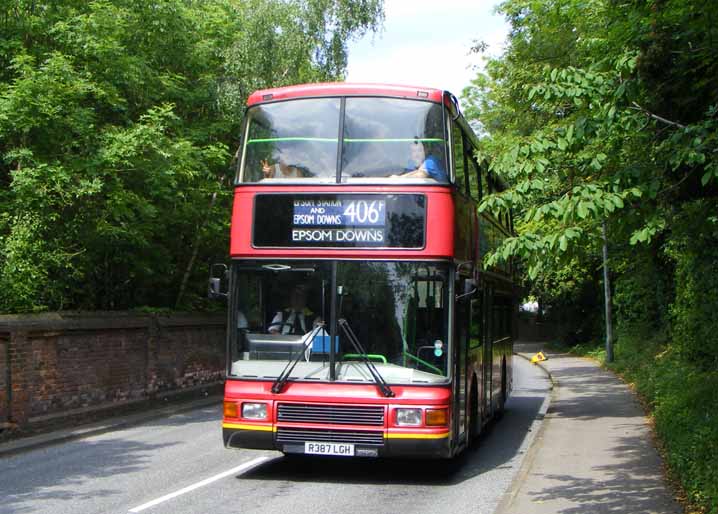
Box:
[344,138,445,143]
[246,137,446,144]
[403,351,443,375]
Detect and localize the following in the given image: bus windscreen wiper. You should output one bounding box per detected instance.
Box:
[338,318,394,398]
[271,323,324,394]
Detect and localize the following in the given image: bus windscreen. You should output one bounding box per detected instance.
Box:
[239,97,448,183]
[229,261,450,385]
[341,98,447,182]
[241,98,340,183]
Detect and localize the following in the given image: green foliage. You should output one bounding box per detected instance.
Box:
[666,200,718,369]
[612,243,672,336]
[465,0,718,279]
[611,333,718,514]
[466,1,718,510]
[0,0,383,313]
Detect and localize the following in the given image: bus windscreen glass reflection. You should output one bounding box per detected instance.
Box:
[229,261,450,385]
[241,98,340,182]
[341,98,448,182]
[238,97,449,184]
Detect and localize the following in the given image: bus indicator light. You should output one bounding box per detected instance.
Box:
[223,401,238,418]
[426,409,448,426]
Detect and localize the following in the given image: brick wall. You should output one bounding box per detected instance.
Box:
[0,332,8,427]
[0,312,225,429]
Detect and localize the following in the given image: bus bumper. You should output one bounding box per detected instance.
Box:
[223,426,275,450]
[383,436,451,458]
[223,426,451,459]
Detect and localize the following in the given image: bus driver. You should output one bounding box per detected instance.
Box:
[268,285,321,335]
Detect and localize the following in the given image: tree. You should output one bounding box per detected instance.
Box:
[0,0,384,313]
[463,0,718,344]
[464,2,718,507]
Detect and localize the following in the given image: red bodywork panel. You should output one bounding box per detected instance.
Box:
[230,185,455,260]
[224,379,452,436]
[225,379,451,404]
[247,82,446,107]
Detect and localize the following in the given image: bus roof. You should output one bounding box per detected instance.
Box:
[246,82,447,106]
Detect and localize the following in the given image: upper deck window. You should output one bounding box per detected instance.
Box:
[238,97,448,184]
[240,98,340,183]
[341,98,447,183]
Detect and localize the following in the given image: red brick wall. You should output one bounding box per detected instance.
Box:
[0,313,225,428]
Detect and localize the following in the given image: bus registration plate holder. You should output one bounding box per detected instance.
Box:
[304,441,355,456]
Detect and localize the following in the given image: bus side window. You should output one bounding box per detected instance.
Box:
[452,121,468,195]
[470,296,483,348]
[468,154,481,201]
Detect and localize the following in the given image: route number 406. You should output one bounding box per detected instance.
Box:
[343,200,385,224]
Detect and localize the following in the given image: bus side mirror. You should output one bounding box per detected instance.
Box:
[456,278,477,301]
[208,263,228,299]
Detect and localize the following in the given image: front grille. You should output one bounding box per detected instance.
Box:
[277,403,385,426]
[276,427,384,446]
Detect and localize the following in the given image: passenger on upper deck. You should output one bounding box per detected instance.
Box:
[261,158,305,179]
[392,141,446,181]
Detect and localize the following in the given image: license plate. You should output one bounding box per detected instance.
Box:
[304,441,355,456]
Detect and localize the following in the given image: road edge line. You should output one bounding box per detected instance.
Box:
[128,456,271,513]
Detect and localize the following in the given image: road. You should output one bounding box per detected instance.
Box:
[0,357,550,514]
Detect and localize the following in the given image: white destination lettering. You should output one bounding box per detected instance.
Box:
[335,229,384,242]
[316,214,342,225]
[293,214,315,224]
[292,229,334,242]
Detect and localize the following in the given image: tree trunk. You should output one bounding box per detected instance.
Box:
[175,191,218,309]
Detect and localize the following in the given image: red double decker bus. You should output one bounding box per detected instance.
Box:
[216,83,515,459]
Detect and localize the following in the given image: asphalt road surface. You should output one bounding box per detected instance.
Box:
[0,357,550,514]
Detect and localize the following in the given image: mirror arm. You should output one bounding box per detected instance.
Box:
[455,286,477,301]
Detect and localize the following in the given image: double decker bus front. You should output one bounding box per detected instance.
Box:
[223,85,458,459]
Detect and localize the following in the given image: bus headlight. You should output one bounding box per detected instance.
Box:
[396,408,422,426]
[242,402,268,420]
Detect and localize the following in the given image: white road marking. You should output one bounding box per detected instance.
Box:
[128,456,271,513]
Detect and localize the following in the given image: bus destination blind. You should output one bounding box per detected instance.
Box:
[253,194,425,248]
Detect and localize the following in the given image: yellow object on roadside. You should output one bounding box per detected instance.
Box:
[530,351,547,364]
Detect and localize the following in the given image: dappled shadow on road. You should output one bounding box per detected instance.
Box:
[545,363,643,420]
[524,433,681,514]
[1,437,179,514]
[241,394,546,487]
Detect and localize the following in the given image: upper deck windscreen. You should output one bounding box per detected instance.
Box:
[241,98,340,183]
[238,97,448,184]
